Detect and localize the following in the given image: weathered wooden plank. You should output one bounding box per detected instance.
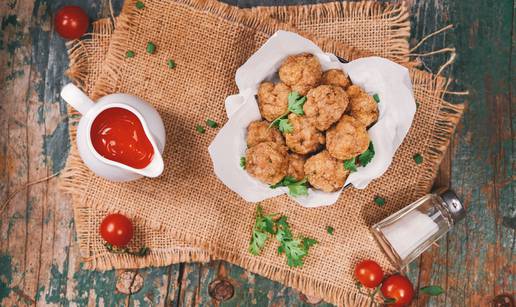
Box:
[405,0,515,306]
[1,0,514,306]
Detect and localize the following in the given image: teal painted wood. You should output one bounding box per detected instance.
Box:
[0,0,514,306]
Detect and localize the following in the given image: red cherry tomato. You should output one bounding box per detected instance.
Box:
[54,6,89,40]
[381,275,415,306]
[354,260,384,288]
[99,214,134,247]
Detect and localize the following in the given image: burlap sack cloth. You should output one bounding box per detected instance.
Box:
[63,1,464,305]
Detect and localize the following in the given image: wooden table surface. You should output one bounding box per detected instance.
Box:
[0,0,514,306]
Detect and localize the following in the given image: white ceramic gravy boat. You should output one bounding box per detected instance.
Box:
[61,83,166,182]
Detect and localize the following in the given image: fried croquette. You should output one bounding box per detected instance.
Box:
[304,85,350,131]
[287,153,306,181]
[326,115,370,160]
[346,85,379,127]
[321,69,351,89]
[279,53,322,95]
[257,82,290,122]
[246,120,285,147]
[304,150,349,192]
[284,113,325,155]
[246,142,288,185]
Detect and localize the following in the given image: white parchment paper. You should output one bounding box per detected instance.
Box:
[208,31,416,208]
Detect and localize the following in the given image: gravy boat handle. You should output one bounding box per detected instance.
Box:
[60,83,95,115]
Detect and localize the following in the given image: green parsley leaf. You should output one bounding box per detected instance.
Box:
[374,196,385,207]
[275,216,317,267]
[195,124,205,134]
[277,245,285,255]
[287,179,308,197]
[167,59,176,69]
[248,206,317,268]
[240,157,246,169]
[302,237,318,249]
[413,153,423,165]
[126,50,135,58]
[278,118,293,133]
[270,176,308,197]
[358,142,375,166]
[270,176,298,189]
[343,158,358,172]
[326,226,334,235]
[146,42,156,54]
[420,285,444,296]
[249,229,268,255]
[269,112,289,128]
[135,1,145,9]
[416,101,420,109]
[373,93,380,103]
[206,119,218,128]
[248,205,278,255]
[287,91,307,115]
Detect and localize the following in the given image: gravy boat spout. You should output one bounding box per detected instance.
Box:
[130,147,164,178]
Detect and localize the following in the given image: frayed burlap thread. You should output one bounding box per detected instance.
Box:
[61,1,464,306]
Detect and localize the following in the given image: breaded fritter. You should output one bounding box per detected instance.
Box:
[346,85,379,128]
[287,153,306,181]
[246,142,288,185]
[304,85,350,131]
[304,150,349,192]
[279,53,322,96]
[246,120,285,147]
[321,69,351,89]
[326,115,370,160]
[257,82,290,122]
[284,113,325,155]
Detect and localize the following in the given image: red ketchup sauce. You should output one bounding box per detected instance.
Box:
[90,107,154,169]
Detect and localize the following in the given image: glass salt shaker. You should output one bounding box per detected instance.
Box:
[371,189,465,268]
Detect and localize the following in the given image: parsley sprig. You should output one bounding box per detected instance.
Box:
[343,142,375,172]
[269,91,307,133]
[249,205,317,267]
[270,176,309,197]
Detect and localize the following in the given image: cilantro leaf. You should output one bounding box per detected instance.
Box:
[413,153,423,165]
[358,142,375,166]
[326,226,334,235]
[374,196,385,207]
[126,50,135,58]
[278,118,293,133]
[288,91,307,115]
[420,285,444,296]
[275,216,317,267]
[240,156,246,169]
[167,59,176,69]
[146,42,156,54]
[248,205,317,268]
[270,177,308,197]
[287,179,308,197]
[343,158,358,172]
[195,124,205,134]
[269,112,288,128]
[248,205,278,255]
[135,1,145,9]
[206,119,218,128]
[373,93,380,103]
[249,229,268,255]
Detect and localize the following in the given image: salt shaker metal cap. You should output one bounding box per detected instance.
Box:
[437,189,466,223]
